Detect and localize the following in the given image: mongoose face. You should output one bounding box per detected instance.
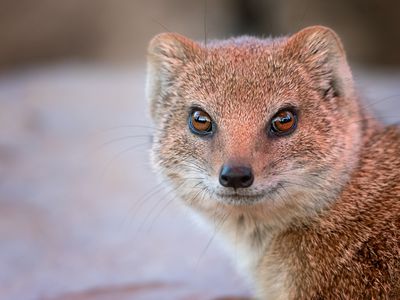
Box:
[147,26,363,226]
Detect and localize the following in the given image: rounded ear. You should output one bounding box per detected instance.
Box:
[146,33,202,122]
[285,26,353,99]
[148,32,201,62]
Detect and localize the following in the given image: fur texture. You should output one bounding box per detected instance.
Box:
[146,26,400,299]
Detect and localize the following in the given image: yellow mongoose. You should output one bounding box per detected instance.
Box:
[146,26,400,299]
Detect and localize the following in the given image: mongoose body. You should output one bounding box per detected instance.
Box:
[146,26,400,299]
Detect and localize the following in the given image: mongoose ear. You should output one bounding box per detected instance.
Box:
[148,32,200,62]
[146,33,202,122]
[285,26,353,99]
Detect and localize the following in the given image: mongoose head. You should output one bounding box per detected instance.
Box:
[147,26,363,227]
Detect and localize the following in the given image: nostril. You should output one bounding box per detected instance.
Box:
[240,172,254,188]
[241,175,251,183]
[220,174,229,183]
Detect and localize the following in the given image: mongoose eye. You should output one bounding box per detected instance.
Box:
[270,110,297,136]
[189,109,213,135]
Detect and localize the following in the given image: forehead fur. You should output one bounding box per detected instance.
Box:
[176,37,306,123]
[147,26,353,126]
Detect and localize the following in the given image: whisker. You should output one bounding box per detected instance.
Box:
[361,94,400,111]
[99,142,150,179]
[279,180,313,190]
[272,184,287,205]
[150,17,172,32]
[295,0,312,30]
[136,180,189,231]
[98,124,155,133]
[204,0,208,47]
[137,178,203,233]
[186,183,206,204]
[277,182,291,197]
[196,211,231,267]
[119,181,168,230]
[147,184,206,231]
[96,134,152,149]
[130,181,167,217]
[146,196,177,232]
[347,115,400,127]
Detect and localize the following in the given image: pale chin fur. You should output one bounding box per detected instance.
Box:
[173,179,295,300]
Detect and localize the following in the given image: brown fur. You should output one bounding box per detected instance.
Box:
[146,26,400,299]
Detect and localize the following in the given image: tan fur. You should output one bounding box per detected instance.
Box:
[146,26,400,299]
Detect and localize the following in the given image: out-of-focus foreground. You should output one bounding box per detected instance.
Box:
[0,1,399,299]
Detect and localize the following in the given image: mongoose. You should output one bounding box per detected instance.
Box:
[146,26,400,299]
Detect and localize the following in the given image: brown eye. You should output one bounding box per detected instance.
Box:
[270,110,297,136]
[189,110,213,135]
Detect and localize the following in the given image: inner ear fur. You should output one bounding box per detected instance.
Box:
[146,33,202,122]
[285,26,353,99]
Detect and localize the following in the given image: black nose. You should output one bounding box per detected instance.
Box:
[219,165,254,189]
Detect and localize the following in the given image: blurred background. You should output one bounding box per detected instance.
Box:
[1,1,399,299]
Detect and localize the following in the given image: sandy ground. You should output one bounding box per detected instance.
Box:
[0,64,399,300]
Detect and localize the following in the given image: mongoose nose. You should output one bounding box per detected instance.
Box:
[219,165,254,189]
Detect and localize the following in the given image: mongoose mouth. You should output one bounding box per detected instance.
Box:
[215,192,266,205]
[214,182,284,205]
